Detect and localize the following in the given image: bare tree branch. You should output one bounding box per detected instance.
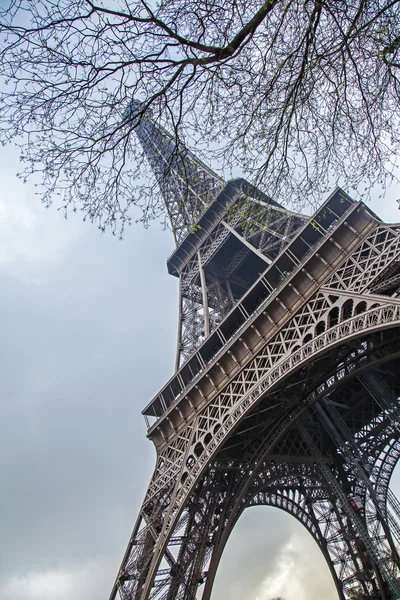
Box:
[0,0,399,237]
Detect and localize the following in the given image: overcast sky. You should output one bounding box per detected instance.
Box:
[0,143,400,600]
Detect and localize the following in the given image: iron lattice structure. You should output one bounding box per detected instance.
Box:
[111,105,400,600]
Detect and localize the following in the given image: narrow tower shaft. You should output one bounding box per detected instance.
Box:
[130,102,306,366]
[128,100,224,245]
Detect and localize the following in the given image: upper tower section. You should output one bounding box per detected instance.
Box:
[129,100,308,369]
[126,99,224,245]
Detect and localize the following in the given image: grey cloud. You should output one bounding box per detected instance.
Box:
[0,165,177,598]
[1,146,400,600]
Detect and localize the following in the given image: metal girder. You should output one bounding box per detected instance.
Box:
[111,108,400,600]
[137,114,309,370]
[175,197,306,368]
[112,326,400,600]
[114,281,400,600]
[133,110,224,245]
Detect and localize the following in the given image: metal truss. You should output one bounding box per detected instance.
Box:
[298,423,400,598]
[112,324,400,600]
[197,356,400,600]
[133,105,307,367]
[131,101,224,245]
[315,400,400,546]
[175,189,306,368]
[240,466,370,600]
[111,108,400,600]
[113,246,400,598]
[326,224,400,295]
[202,459,351,600]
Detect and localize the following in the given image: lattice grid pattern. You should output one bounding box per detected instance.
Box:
[111,107,400,600]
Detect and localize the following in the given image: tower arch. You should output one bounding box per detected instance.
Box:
[110,106,400,600]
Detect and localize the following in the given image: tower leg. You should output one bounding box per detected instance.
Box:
[299,421,400,599]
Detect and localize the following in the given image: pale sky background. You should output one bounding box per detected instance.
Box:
[0,142,400,600]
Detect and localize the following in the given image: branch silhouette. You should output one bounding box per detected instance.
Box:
[1,0,400,235]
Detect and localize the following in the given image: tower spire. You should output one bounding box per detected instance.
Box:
[127,100,224,244]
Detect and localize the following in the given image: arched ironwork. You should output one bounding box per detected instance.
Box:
[111,107,400,600]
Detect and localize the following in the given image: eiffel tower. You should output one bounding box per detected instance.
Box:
[110,102,400,600]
